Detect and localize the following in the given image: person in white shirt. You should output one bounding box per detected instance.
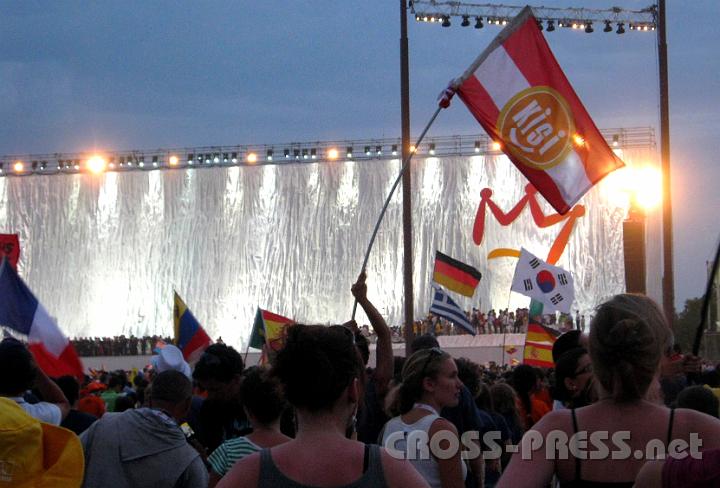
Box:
[0,338,70,425]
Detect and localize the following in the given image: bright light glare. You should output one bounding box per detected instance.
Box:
[608,165,662,212]
[572,134,585,147]
[87,156,107,174]
[247,153,258,164]
[13,161,24,172]
[327,148,339,160]
[410,145,416,153]
[169,155,179,165]
[491,141,502,151]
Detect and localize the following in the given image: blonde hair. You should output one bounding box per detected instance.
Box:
[386,348,450,415]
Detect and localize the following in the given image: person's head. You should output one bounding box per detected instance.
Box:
[392,347,461,414]
[272,324,363,414]
[475,381,492,411]
[676,386,719,418]
[240,367,287,427]
[409,334,440,355]
[0,338,35,396]
[192,343,244,402]
[489,382,520,422]
[54,376,81,407]
[148,370,193,421]
[589,294,671,403]
[114,394,135,412]
[552,330,581,363]
[553,347,594,407]
[107,371,126,392]
[455,357,481,398]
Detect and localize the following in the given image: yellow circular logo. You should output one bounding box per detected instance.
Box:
[497,86,575,170]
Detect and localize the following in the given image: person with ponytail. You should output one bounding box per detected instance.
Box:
[381,348,466,488]
[498,294,720,487]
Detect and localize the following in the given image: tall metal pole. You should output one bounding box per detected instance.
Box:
[657,0,675,325]
[400,0,415,355]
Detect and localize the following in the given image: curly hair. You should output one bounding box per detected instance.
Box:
[240,366,287,425]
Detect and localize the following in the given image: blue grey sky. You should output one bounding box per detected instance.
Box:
[1,1,718,309]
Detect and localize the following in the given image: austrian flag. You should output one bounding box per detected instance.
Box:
[450,6,624,214]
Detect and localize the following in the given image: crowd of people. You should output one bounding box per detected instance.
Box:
[2,273,720,487]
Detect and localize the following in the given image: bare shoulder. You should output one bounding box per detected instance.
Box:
[429,416,458,436]
[528,408,573,433]
[674,407,720,449]
[379,448,431,488]
[216,451,261,488]
[634,459,664,488]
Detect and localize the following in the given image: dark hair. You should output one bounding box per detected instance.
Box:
[455,357,481,398]
[355,332,370,366]
[114,394,135,412]
[272,324,363,412]
[589,294,669,402]
[151,370,193,405]
[676,386,719,418]
[193,343,244,383]
[552,347,588,403]
[241,367,287,425]
[410,334,440,354]
[511,365,536,420]
[54,375,80,405]
[392,348,450,414]
[475,381,492,411]
[0,338,36,395]
[108,372,126,390]
[490,382,521,427]
[552,330,581,363]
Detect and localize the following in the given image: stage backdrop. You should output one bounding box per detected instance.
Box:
[0,146,658,349]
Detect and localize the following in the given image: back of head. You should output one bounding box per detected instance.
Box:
[0,338,35,396]
[511,364,536,396]
[589,294,670,402]
[410,334,440,354]
[193,343,244,383]
[241,367,287,425]
[272,324,363,412]
[676,385,719,418]
[54,376,80,406]
[490,382,520,420]
[455,357,481,398]
[150,370,192,405]
[553,330,581,363]
[392,348,451,414]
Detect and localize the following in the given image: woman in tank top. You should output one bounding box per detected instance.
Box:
[497,294,720,487]
[217,323,429,488]
[381,347,467,488]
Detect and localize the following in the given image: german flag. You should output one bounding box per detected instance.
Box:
[523,322,560,368]
[433,251,482,297]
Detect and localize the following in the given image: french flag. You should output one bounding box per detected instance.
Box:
[0,258,84,379]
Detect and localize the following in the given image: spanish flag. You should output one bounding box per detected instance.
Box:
[523,322,560,368]
[174,292,212,362]
[433,251,482,297]
[249,308,294,352]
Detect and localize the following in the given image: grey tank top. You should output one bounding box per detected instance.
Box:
[258,444,388,488]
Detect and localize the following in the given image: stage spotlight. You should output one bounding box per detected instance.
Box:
[213,153,220,164]
[391,145,398,156]
[346,147,353,158]
[461,15,470,27]
[572,133,585,147]
[187,153,194,164]
[168,155,178,166]
[410,145,416,153]
[364,146,371,156]
[87,156,107,174]
[585,22,594,33]
[302,149,308,160]
[616,22,625,34]
[0,163,4,174]
[376,145,382,155]
[429,143,436,155]
[441,16,451,27]
[612,134,620,147]
[547,20,555,31]
[267,149,274,161]
[475,16,483,29]
[40,161,47,170]
[284,149,290,159]
[474,140,481,153]
[310,148,317,159]
[231,152,238,163]
[138,158,145,168]
[491,140,502,151]
[152,156,159,167]
[31,161,38,171]
[603,20,612,32]
[293,149,300,160]
[247,152,257,163]
[73,160,81,170]
[223,153,229,163]
[327,148,339,160]
[14,161,24,173]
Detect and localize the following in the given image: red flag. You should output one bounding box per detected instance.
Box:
[452,6,623,214]
[0,234,20,269]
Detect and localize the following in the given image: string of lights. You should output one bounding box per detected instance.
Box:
[410,1,657,33]
[0,127,653,177]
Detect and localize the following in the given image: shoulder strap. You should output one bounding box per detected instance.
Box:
[363,443,370,473]
[667,407,675,446]
[571,409,581,481]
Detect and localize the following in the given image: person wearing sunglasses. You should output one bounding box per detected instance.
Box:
[552,347,596,410]
[381,347,466,488]
[218,324,428,488]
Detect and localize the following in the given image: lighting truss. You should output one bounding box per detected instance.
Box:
[410,1,657,31]
[0,127,654,177]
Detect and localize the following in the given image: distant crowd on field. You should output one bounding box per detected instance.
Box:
[3,271,720,487]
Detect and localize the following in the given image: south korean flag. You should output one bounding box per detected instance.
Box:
[510,248,575,313]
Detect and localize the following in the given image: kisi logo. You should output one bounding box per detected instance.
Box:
[497,86,575,170]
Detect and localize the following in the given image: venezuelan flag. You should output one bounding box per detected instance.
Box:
[433,251,482,297]
[174,292,212,362]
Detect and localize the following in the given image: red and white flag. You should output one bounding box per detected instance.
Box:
[449,6,623,214]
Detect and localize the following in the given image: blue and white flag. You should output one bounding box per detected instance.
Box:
[429,286,475,335]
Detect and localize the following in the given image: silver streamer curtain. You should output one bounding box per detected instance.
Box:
[0,149,657,349]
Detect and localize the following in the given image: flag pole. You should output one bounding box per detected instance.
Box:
[692,235,720,356]
[351,105,443,320]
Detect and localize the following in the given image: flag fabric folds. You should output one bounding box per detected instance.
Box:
[0,234,20,269]
[249,308,294,352]
[0,258,84,379]
[433,251,482,297]
[511,248,574,314]
[429,286,476,335]
[523,322,560,368]
[173,292,212,362]
[452,6,624,214]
